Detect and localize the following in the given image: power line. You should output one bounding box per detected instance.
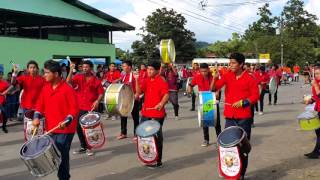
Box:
[181,0,248,29]
[204,0,282,7]
[146,0,241,33]
[155,0,245,33]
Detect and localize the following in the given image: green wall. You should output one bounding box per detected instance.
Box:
[0,0,112,26]
[0,36,115,74]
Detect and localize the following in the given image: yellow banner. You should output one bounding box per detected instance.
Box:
[259,53,270,59]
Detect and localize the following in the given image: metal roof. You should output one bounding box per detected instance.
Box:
[0,0,134,31]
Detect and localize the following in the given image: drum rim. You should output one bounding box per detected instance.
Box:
[136,120,161,138]
[20,135,53,159]
[24,110,45,121]
[79,112,101,127]
[218,126,246,148]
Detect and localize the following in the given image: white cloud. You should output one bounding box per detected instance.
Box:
[305,0,320,23]
[80,0,318,50]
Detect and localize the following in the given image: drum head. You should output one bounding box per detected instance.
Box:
[21,135,52,158]
[80,112,101,127]
[218,126,245,148]
[118,84,134,116]
[136,120,160,138]
[269,77,277,94]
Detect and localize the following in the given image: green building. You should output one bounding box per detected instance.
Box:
[0,0,134,73]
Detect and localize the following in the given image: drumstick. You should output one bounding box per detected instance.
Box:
[44,119,69,135]
[30,127,38,140]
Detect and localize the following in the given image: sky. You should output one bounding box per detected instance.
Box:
[80,0,320,51]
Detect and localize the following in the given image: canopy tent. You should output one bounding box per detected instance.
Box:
[114,58,122,65]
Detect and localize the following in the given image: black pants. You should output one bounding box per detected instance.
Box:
[77,110,88,149]
[169,91,179,116]
[203,104,221,141]
[250,105,255,125]
[225,118,252,177]
[191,93,196,110]
[51,133,74,180]
[259,89,267,112]
[140,116,164,163]
[0,105,7,130]
[120,100,140,136]
[268,89,278,104]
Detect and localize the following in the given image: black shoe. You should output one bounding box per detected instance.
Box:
[2,128,8,133]
[73,148,86,154]
[156,162,163,168]
[305,152,319,159]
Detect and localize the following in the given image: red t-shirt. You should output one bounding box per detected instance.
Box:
[122,72,136,94]
[164,70,178,91]
[192,69,200,77]
[141,75,169,118]
[0,80,9,105]
[36,81,79,134]
[105,70,121,83]
[72,74,104,111]
[256,72,270,90]
[139,69,148,84]
[293,66,300,73]
[190,73,213,91]
[215,71,260,119]
[17,75,45,109]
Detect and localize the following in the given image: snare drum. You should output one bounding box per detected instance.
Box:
[24,110,45,141]
[198,91,217,127]
[297,111,320,131]
[104,84,134,116]
[135,120,160,165]
[218,126,251,155]
[20,135,61,177]
[80,112,105,149]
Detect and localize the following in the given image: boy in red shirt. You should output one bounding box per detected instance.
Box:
[211,53,259,179]
[163,64,180,120]
[136,61,169,168]
[67,60,104,156]
[190,63,200,111]
[33,60,79,180]
[117,61,140,141]
[255,66,270,115]
[105,63,121,84]
[0,71,10,133]
[188,63,221,147]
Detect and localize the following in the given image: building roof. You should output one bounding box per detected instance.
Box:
[0,0,134,31]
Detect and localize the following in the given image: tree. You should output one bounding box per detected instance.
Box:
[132,8,197,63]
[280,0,319,65]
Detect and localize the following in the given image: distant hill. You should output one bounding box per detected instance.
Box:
[195,41,210,49]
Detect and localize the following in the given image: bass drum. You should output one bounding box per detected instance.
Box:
[297,111,320,131]
[104,84,134,117]
[198,91,217,127]
[269,77,277,95]
[20,135,61,177]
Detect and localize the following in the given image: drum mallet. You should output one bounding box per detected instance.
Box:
[45,119,70,135]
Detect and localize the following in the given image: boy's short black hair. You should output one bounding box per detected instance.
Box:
[44,60,62,76]
[27,60,39,69]
[82,60,94,68]
[148,61,161,70]
[200,63,209,69]
[229,52,245,65]
[122,60,132,67]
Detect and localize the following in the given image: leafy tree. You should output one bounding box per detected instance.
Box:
[132,8,197,63]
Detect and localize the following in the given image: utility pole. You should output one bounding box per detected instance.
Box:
[280,16,284,67]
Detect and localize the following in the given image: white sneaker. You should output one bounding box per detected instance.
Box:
[175,116,179,120]
[258,112,264,115]
[111,116,116,121]
[86,149,94,156]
